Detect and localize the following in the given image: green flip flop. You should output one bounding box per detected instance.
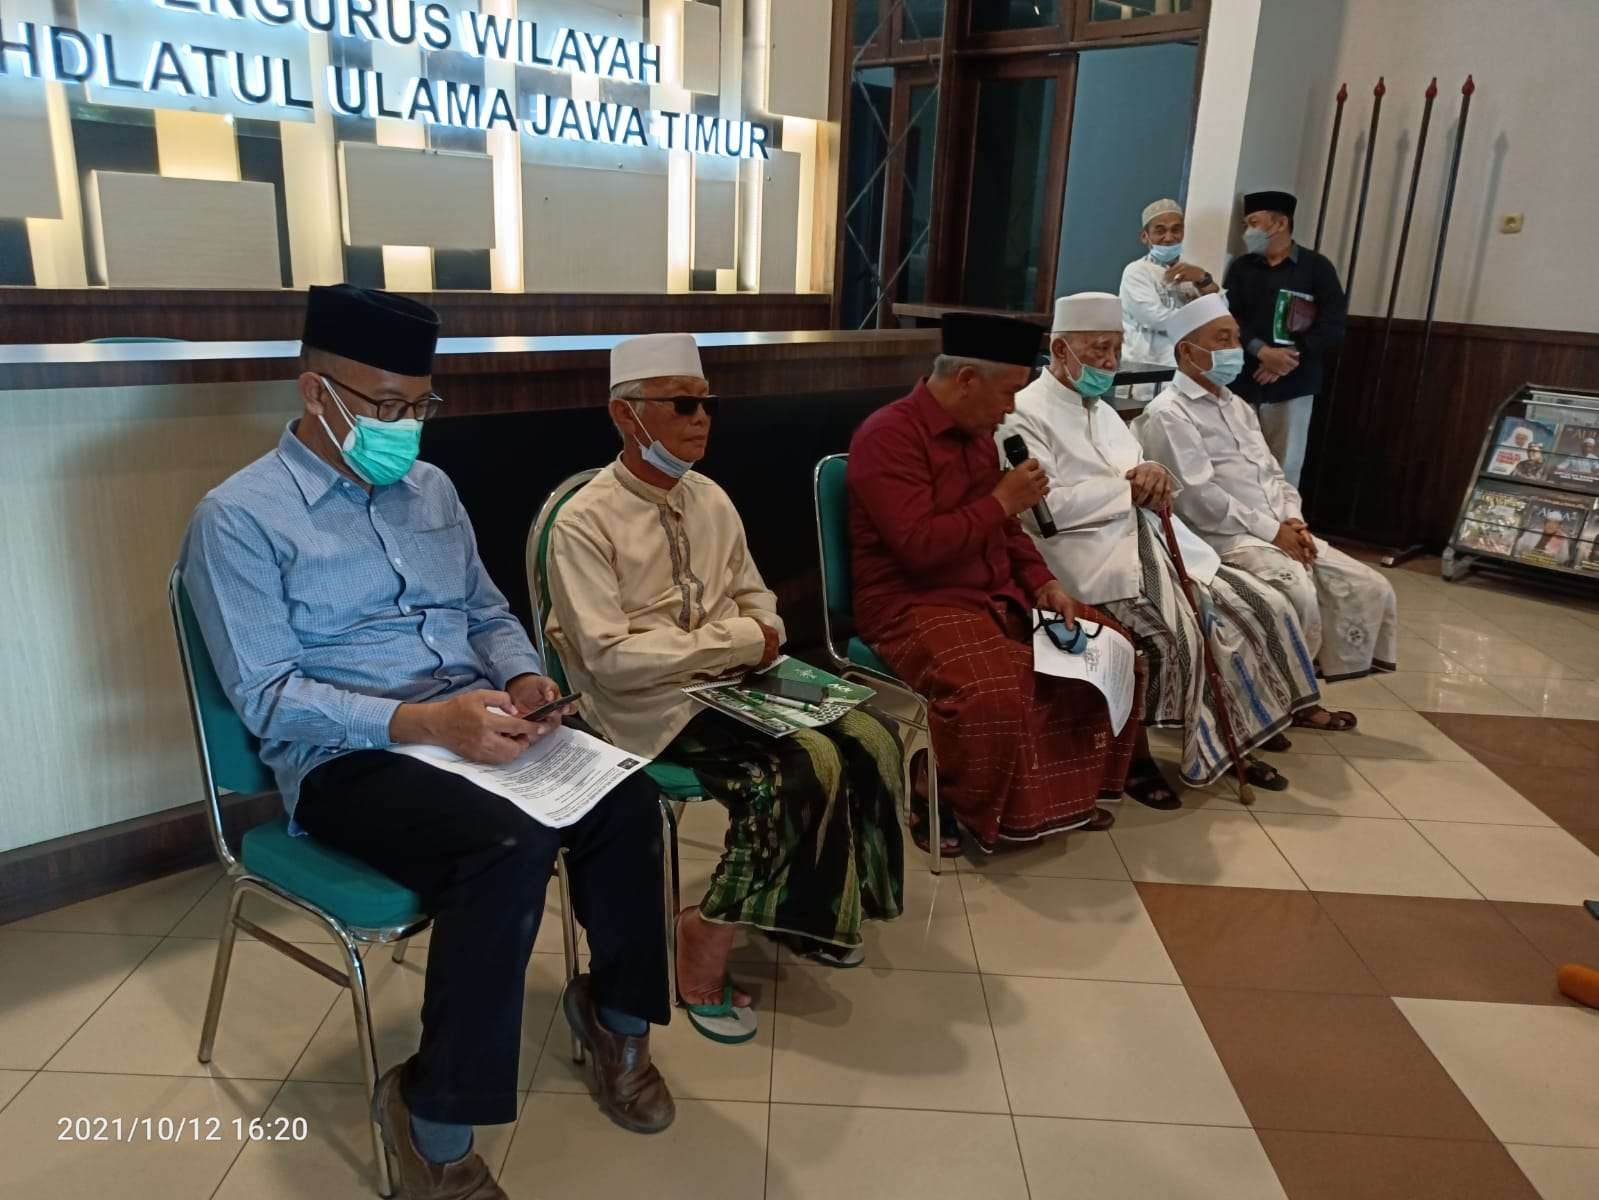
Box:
[683,981,758,1045]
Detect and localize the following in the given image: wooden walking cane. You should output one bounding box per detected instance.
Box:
[1156,508,1256,806]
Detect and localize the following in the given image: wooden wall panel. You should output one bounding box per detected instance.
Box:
[1304,317,1599,551]
[0,288,832,345]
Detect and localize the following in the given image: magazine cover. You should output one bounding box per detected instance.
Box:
[1548,425,1599,490]
[1512,493,1591,569]
[1456,485,1528,556]
[1577,510,1599,574]
[1484,416,1557,478]
[682,657,876,738]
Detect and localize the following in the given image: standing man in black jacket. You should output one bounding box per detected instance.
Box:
[1221,190,1347,487]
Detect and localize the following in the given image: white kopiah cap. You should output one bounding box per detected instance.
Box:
[1142,198,1182,227]
[1052,291,1123,333]
[1162,293,1232,343]
[609,333,705,388]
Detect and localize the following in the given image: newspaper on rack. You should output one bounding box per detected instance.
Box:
[1032,618,1137,736]
[682,656,876,738]
[392,723,650,829]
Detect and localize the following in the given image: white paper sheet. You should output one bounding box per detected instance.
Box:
[392,725,651,829]
[1032,618,1137,736]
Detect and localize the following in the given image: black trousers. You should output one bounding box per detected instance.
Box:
[296,750,670,1126]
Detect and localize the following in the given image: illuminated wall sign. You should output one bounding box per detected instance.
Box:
[0,0,774,158]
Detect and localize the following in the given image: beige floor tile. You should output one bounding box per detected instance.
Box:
[858,865,977,973]
[0,1070,278,1200]
[0,1070,33,1112]
[1398,611,1482,644]
[767,1104,1028,1200]
[960,823,1129,879]
[1504,1144,1599,1200]
[500,1094,768,1198]
[772,964,1008,1112]
[533,961,775,1103]
[1491,674,1599,719]
[985,975,1247,1125]
[170,875,336,944]
[1346,758,1556,826]
[48,936,341,1080]
[214,1080,520,1200]
[1319,674,1410,711]
[673,798,729,861]
[1413,822,1599,905]
[1263,728,1342,756]
[293,949,565,1091]
[1321,707,1477,761]
[1398,998,1599,1148]
[1429,629,1583,680]
[0,931,160,1070]
[1376,671,1537,716]
[674,857,778,964]
[1015,1116,1288,1200]
[1394,634,1467,674]
[8,867,222,936]
[1235,753,1401,819]
[960,874,1177,984]
[1256,814,1478,898]
[1108,807,1304,891]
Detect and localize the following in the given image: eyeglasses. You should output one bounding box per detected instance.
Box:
[647,395,720,417]
[324,375,445,422]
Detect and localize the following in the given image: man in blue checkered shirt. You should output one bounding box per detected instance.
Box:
[180,286,675,1199]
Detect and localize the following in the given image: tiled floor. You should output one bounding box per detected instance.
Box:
[2,558,1596,1198]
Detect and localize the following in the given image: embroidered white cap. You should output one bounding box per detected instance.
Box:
[1052,291,1123,333]
[1141,198,1182,227]
[1162,293,1232,343]
[610,333,705,387]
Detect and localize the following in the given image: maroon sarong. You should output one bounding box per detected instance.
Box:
[871,601,1141,850]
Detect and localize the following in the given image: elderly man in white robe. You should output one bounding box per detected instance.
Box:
[1000,292,1319,800]
[1138,294,1399,709]
[1119,199,1221,401]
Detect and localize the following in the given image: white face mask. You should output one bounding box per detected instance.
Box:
[629,402,697,479]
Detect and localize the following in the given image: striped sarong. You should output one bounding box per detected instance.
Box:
[1103,515,1320,786]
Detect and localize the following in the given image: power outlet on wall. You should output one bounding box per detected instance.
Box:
[1500,213,1525,234]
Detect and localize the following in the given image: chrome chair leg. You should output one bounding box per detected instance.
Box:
[926,741,943,876]
[390,938,409,965]
[339,932,394,1199]
[555,851,583,1065]
[659,798,680,1010]
[198,883,247,1063]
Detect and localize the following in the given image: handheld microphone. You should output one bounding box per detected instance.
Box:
[1002,434,1057,538]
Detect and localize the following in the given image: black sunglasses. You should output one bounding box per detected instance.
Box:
[324,374,445,423]
[648,395,720,417]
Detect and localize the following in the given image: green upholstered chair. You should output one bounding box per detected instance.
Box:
[812,453,945,873]
[169,568,581,1197]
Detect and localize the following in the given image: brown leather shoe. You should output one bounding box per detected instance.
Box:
[562,974,675,1134]
[371,1064,507,1199]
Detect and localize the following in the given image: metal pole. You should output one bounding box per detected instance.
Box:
[1313,83,1348,253]
[1343,77,1386,300]
[1383,75,1474,567]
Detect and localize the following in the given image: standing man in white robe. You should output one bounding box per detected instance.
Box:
[1138,295,1399,704]
[1119,199,1221,401]
[1001,292,1321,798]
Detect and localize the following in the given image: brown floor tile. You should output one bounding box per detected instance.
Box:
[1568,825,1599,857]
[1137,883,1382,995]
[1475,762,1599,835]
[1549,717,1599,755]
[1186,987,1495,1141]
[1315,892,1569,1005]
[1258,1130,1541,1200]
[1418,713,1598,769]
[1494,899,1599,967]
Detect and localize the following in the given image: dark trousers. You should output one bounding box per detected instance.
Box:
[295,750,669,1126]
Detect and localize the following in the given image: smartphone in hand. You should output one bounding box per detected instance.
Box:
[524,693,581,722]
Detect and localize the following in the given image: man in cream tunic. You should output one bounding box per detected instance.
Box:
[1001,292,1319,798]
[1120,198,1222,400]
[1138,294,1399,692]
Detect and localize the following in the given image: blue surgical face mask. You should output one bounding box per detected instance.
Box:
[630,403,697,479]
[1182,342,1244,389]
[1243,226,1272,256]
[317,378,421,486]
[1063,341,1118,399]
[1148,241,1182,265]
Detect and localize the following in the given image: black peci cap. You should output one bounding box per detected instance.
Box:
[940,312,1046,367]
[1243,190,1298,220]
[300,284,441,377]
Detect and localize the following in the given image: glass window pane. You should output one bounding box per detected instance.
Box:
[900,0,945,40]
[972,0,1059,32]
[841,70,894,327]
[1088,0,1194,22]
[853,0,878,47]
[895,85,939,302]
[962,75,1057,311]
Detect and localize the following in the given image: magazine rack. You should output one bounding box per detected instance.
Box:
[1443,384,1599,585]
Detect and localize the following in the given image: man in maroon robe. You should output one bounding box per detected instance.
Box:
[847,314,1142,855]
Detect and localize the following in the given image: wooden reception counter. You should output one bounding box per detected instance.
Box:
[0,328,937,915]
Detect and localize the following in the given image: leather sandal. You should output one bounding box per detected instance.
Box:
[1292,705,1358,732]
